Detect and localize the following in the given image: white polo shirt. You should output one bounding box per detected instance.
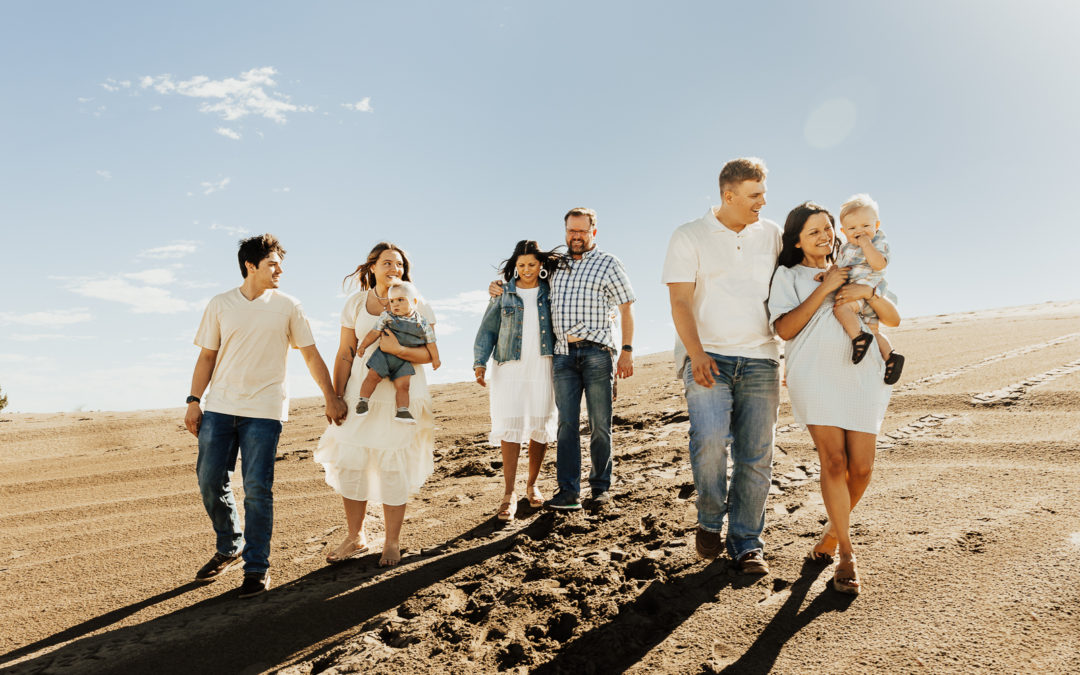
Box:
[195,288,316,421]
[661,208,782,362]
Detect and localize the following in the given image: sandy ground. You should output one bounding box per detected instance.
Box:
[1,301,1079,674]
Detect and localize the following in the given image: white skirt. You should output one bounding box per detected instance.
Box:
[314,354,435,505]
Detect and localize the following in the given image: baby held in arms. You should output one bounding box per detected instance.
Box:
[355,281,440,423]
[832,194,904,384]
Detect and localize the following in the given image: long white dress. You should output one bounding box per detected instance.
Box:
[314,290,435,505]
[486,286,557,446]
[768,265,893,434]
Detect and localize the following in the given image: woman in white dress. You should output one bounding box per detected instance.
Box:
[316,242,435,566]
[768,202,900,595]
[472,240,562,521]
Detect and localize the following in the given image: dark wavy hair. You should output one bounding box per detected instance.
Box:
[237,233,286,278]
[498,240,567,282]
[343,242,412,290]
[777,201,840,269]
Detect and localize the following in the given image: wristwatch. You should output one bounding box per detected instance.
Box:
[621,345,633,353]
[186,395,200,404]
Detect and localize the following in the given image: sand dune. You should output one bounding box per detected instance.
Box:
[2,301,1078,674]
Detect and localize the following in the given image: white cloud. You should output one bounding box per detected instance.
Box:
[7,333,94,342]
[209,222,249,236]
[100,78,132,93]
[96,169,112,180]
[215,127,241,140]
[150,104,162,111]
[273,186,291,193]
[138,67,307,124]
[138,242,198,259]
[67,278,197,314]
[200,177,231,195]
[0,309,93,327]
[341,97,373,112]
[428,290,491,315]
[124,269,176,285]
[77,96,93,103]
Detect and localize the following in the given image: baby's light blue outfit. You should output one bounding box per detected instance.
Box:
[769,265,893,434]
[835,229,891,321]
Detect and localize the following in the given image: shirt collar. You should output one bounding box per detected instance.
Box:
[705,207,763,236]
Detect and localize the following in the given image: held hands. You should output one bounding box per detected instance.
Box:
[474,366,486,387]
[325,396,347,425]
[184,402,202,437]
[616,350,634,379]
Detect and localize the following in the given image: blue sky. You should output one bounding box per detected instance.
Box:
[2,1,1078,413]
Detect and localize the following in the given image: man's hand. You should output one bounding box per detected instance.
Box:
[474,366,486,387]
[184,402,203,437]
[488,280,504,297]
[432,358,442,370]
[616,350,633,378]
[325,396,347,425]
[689,352,720,388]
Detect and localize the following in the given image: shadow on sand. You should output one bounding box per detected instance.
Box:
[1,515,552,675]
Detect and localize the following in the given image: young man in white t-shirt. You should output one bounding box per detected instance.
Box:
[184,234,346,598]
[662,158,781,575]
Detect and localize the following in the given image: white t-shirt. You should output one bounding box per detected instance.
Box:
[195,288,316,421]
[661,208,782,362]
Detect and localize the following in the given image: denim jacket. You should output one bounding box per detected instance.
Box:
[473,279,554,368]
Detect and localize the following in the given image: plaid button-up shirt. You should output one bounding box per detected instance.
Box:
[550,247,636,354]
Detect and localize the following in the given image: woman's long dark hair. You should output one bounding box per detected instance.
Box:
[777,201,840,268]
[343,242,412,290]
[498,240,567,282]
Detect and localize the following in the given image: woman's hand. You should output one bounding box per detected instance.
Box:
[377,329,402,355]
[819,265,849,294]
[474,367,486,387]
[834,282,872,306]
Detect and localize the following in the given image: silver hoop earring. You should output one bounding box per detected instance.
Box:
[538,268,549,279]
[513,270,519,279]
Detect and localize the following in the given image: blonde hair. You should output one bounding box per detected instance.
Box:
[839,193,880,222]
[388,280,420,302]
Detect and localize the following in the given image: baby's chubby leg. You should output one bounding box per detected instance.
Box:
[392,375,411,410]
[358,367,383,400]
[868,320,893,360]
[833,302,864,340]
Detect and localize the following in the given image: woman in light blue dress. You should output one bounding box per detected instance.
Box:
[768,201,900,595]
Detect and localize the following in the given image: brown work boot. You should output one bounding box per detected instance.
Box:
[695,527,723,559]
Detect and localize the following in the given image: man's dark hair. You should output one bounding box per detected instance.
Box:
[238,234,286,278]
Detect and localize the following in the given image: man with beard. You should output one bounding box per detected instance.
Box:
[491,207,636,511]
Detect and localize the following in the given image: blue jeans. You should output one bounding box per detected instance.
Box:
[553,342,614,497]
[196,411,282,574]
[683,354,779,559]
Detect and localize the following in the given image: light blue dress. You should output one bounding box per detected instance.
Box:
[768,265,892,434]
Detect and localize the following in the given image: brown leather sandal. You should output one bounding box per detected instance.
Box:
[832,556,861,595]
[497,493,517,521]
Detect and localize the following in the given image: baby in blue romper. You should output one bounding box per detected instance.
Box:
[834,194,904,384]
[355,281,440,423]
